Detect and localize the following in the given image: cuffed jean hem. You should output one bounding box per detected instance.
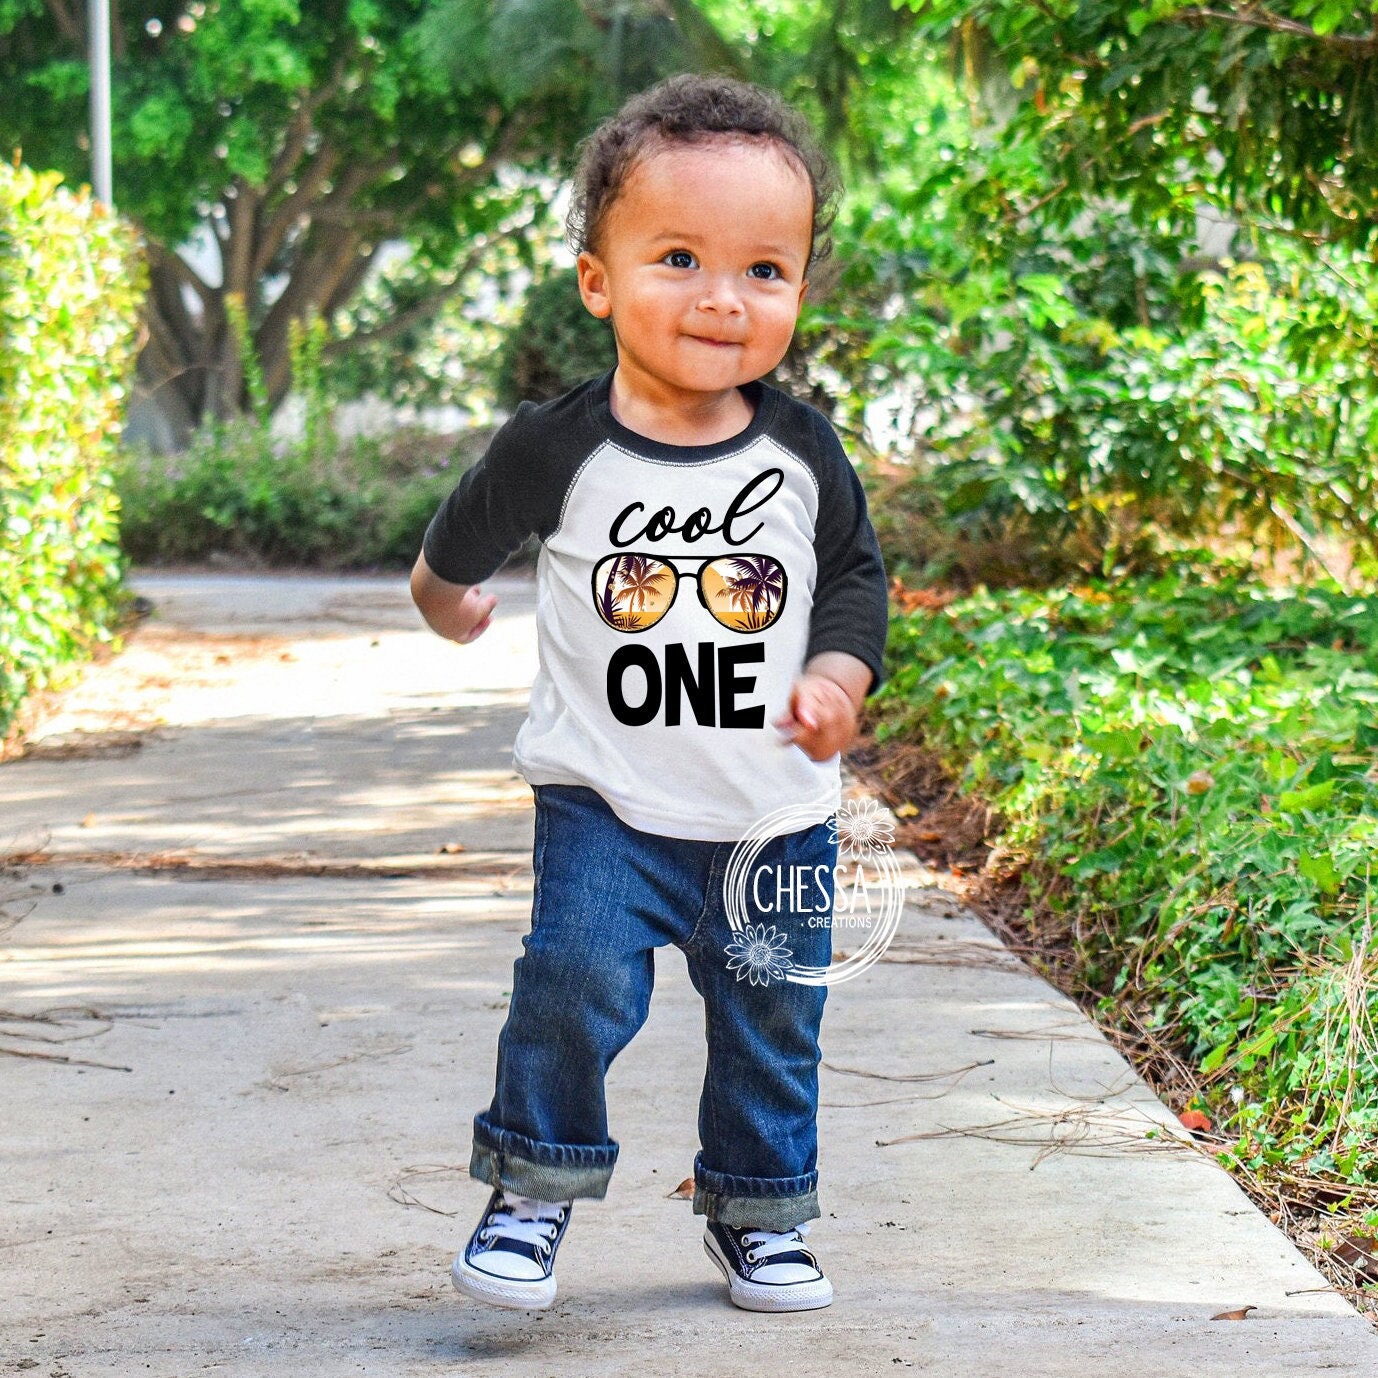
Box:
[469,1113,617,1201]
[691,1151,820,1230]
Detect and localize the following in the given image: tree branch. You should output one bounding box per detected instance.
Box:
[43,0,81,45]
[1006,178,1070,223]
[145,239,213,313]
[1177,6,1378,55]
[312,176,442,228]
[326,257,379,321]
[264,103,314,202]
[223,176,260,299]
[321,217,536,356]
[659,0,751,77]
[453,108,542,191]
[1268,497,1352,589]
[145,251,205,365]
[140,282,212,422]
[1249,214,1352,246]
[253,144,344,279]
[263,48,353,201]
[138,305,208,412]
[1125,110,1172,138]
[254,154,383,404]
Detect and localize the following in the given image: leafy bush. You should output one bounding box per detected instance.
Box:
[862,251,1378,588]
[0,162,144,741]
[494,268,616,409]
[875,577,1378,1183]
[118,300,526,571]
[796,57,1378,588]
[115,418,494,570]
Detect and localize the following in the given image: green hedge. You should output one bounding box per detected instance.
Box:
[0,162,145,741]
[875,577,1378,1183]
[115,416,488,570]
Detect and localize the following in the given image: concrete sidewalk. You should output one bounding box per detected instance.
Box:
[1,571,1373,1376]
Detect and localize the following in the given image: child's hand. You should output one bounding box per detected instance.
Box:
[773,672,859,761]
[410,555,498,644]
[446,584,498,644]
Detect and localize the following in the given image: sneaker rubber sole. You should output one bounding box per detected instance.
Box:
[451,1254,557,1310]
[703,1231,834,1313]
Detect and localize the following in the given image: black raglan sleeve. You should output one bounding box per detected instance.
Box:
[422,402,544,586]
[804,409,890,697]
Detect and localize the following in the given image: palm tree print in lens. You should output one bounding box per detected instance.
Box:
[593,554,786,633]
[701,555,785,632]
[595,555,675,630]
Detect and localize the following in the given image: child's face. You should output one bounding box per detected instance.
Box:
[576,138,813,405]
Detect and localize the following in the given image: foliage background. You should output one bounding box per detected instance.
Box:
[0,159,145,742]
[876,578,1378,1183]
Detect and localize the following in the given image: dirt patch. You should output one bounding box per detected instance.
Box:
[848,727,998,874]
[129,627,301,663]
[1,625,310,764]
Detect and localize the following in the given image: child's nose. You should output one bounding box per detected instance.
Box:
[696,276,745,314]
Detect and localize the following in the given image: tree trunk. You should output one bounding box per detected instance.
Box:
[127,112,530,450]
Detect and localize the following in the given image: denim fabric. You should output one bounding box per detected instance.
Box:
[470,782,835,1232]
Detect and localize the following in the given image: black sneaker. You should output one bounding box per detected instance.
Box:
[451,1188,572,1309]
[703,1219,833,1312]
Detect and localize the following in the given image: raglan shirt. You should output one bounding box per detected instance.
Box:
[423,369,889,842]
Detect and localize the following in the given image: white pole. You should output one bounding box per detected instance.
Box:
[88,0,112,207]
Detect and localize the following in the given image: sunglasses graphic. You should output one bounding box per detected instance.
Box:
[593,552,787,634]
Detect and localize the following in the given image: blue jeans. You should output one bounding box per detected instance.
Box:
[469,783,836,1231]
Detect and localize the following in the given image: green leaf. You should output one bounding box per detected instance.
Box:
[0,158,139,739]
[1311,2,1353,37]
[1279,780,1336,813]
[1201,1040,1233,1074]
[1298,850,1340,895]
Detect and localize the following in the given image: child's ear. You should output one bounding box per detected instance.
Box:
[577,251,612,319]
[797,276,810,308]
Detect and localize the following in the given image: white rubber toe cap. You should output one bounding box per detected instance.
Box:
[451,1255,557,1310]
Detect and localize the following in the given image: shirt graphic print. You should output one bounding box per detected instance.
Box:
[423,369,889,842]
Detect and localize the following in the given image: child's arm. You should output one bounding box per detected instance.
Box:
[413,400,548,642]
[410,553,498,644]
[775,408,890,762]
[773,651,872,761]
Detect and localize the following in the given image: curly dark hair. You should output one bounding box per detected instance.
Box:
[566,73,841,272]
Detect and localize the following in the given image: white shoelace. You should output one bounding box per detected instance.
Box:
[741,1221,812,1262]
[479,1194,568,1253]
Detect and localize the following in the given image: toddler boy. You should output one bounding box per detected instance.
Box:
[411,72,888,1313]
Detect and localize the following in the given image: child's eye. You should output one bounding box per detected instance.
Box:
[664,250,697,269]
[748,262,782,281]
